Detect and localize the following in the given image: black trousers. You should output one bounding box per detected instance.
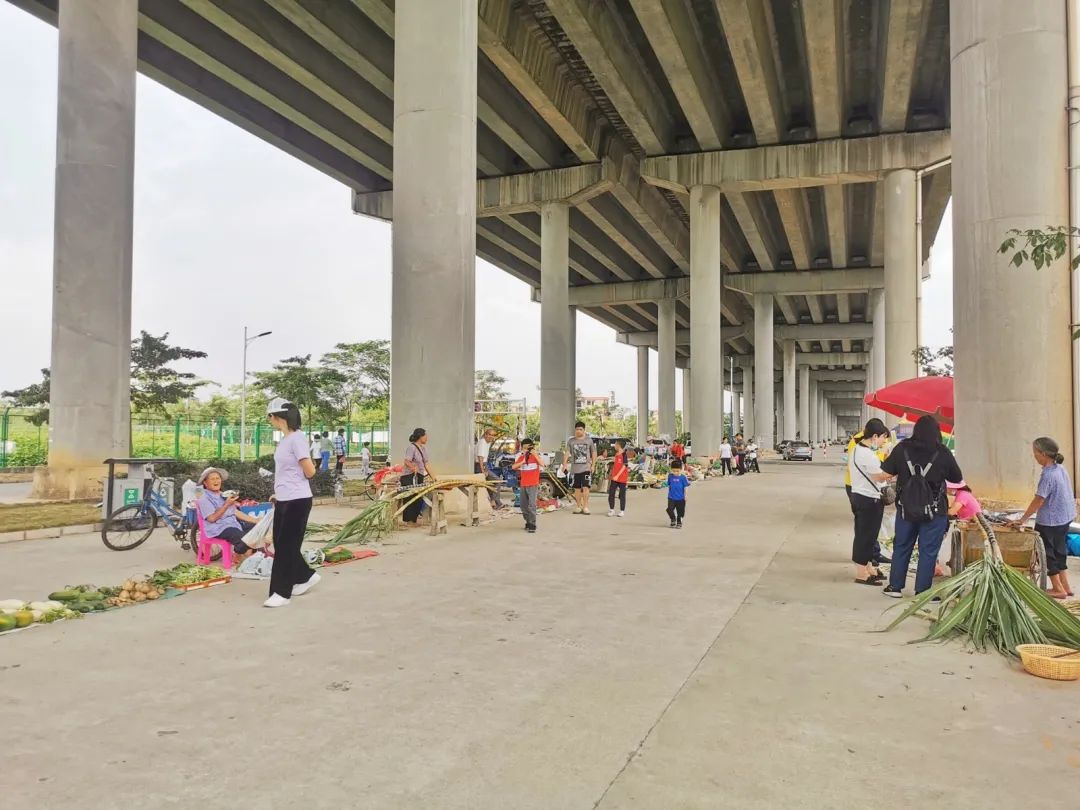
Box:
[846,484,884,560]
[1036,522,1070,575]
[400,473,425,523]
[216,522,254,555]
[335,455,345,474]
[850,492,885,566]
[666,498,686,522]
[720,458,732,476]
[269,497,314,598]
[608,481,627,510]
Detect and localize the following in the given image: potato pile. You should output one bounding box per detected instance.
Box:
[105,579,163,607]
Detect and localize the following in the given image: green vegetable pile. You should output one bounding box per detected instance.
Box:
[322,548,355,564]
[150,563,227,588]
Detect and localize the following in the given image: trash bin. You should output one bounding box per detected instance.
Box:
[101,458,175,519]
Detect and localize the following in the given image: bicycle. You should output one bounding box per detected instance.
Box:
[101,468,218,559]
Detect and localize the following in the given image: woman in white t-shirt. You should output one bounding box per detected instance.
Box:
[848,418,891,586]
[719,436,733,476]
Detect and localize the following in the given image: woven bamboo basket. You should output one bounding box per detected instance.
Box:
[1016,644,1080,681]
[960,523,1035,568]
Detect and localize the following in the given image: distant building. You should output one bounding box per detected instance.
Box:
[576,392,614,411]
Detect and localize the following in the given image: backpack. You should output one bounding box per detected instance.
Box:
[897,448,944,522]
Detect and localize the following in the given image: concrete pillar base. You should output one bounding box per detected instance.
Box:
[32,464,105,500]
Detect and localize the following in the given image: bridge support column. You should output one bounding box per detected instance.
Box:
[741,362,755,439]
[753,294,775,448]
[870,288,886,393]
[35,0,138,499]
[809,379,819,444]
[681,368,691,439]
[732,387,742,438]
[390,0,478,473]
[799,366,810,441]
[540,201,575,451]
[636,346,649,447]
[952,0,1073,501]
[657,298,677,439]
[689,185,724,458]
[782,340,797,441]
[884,169,918,384]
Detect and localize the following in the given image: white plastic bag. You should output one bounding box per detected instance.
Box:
[243,507,274,548]
[879,510,895,544]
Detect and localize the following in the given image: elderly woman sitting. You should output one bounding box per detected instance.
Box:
[196,467,262,561]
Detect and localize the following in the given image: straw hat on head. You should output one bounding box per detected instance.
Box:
[198,467,229,486]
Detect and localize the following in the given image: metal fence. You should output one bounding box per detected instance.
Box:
[0,408,388,468]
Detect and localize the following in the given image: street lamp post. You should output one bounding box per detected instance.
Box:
[241,327,272,461]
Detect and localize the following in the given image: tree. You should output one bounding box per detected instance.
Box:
[475,369,509,400]
[320,340,390,417]
[2,368,50,425]
[251,354,345,425]
[1000,226,1080,338]
[130,331,208,416]
[914,345,954,377]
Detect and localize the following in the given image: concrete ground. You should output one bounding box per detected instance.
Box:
[2,459,1078,809]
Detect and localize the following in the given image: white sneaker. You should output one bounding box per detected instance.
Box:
[582,508,591,515]
[618,511,625,518]
[607,509,616,517]
[263,594,290,608]
[292,572,321,596]
[573,507,583,514]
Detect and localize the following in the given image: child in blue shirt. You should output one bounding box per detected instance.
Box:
[666,459,690,529]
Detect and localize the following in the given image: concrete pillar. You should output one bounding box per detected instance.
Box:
[884,169,918,384]
[809,380,819,443]
[870,288,886,393]
[657,298,677,439]
[741,362,755,438]
[636,346,649,447]
[952,0,1073,501]
[798,366,810,441]
[681,367,691,438]
[390,0,478,473]
[775,395,783,447]
[782,339,797,440]
[753,294,775,447]
[689,185,724,457]
[36,0,139,499]
[539,201,574,451]
[732,389,742,438]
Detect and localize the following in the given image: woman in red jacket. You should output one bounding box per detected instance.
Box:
[607,439,631,517]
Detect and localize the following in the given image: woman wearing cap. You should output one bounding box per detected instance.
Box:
[265,397,319,608]
[946,480,981,520]
[196,467,261,562]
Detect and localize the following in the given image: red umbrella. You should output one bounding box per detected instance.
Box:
[864,376,954,433]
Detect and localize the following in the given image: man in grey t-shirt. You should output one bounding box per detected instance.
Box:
[561,420,596,514]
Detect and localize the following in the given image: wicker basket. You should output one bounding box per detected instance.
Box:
[960,523,1035,568]
[1016,644,1080,681]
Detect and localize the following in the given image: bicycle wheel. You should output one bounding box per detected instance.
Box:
[101,504,158,551]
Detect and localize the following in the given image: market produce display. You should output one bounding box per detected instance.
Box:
[1,596,84,632]
[149,563,227,588]
[102,580,164,607]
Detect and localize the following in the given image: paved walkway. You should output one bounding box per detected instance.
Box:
[2,460,1078,809]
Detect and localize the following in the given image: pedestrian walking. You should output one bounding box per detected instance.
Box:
[512,437,541,533]
[666,458,690,528]
[719,436,733,476]
[333,428,347,475]
[561,421,596,514]
[880,415,964,598]
[848,418,891,586]
[310,433,321,467]
[360,442,372,477]
[607,438,630,517]
[733,433,747,475]
[1009,437,1075,599]
[401,428,435,526]
[319,431,333,471]
[264,398,319,608]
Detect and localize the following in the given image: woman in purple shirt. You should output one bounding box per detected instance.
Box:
[1010,436,1076,599]
[264,397,319,608]
[401,428,436,526]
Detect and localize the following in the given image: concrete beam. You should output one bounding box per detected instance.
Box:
[545,0,673,154]
[775,323,873,341]
[725,268,883,296]
[809,369,866,381]
[353,161,614,220]
[773,189,813,269]
[802,0,844,140]
[879,0,932,131]
[797,352,869,366]
[727,192,776,271]
[544,277,690,307]
[606,145,691,271]
[818,382,868,393]
[921,165,951,262]
[477,0,605,162]
[640,131,951,194]
[713,0,784,145]
[616,324,752,347]
[630,0,729,150]
[823,184,848,266]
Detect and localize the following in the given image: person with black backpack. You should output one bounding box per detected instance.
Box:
[879,415,964,598]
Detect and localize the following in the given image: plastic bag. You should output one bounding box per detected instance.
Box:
[243,507,274,548]
[879,510,896,544]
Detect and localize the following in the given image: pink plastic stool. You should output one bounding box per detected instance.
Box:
[194,509,233,569]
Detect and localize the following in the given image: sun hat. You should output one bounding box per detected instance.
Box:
[946,480,967,490]
[198,466,229,485]
[266,397,294,415]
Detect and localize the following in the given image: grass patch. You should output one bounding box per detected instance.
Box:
[0,502,100,533]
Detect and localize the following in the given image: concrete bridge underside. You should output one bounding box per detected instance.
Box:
[14,0,1073,504]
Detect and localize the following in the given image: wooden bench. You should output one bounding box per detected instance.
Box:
[428,485,482,536]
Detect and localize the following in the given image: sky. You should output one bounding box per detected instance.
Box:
[0,6,953,411]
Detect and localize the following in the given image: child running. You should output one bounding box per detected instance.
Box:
[666,458,690,528]
[607,439,630,517]
[512,437,541,533]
